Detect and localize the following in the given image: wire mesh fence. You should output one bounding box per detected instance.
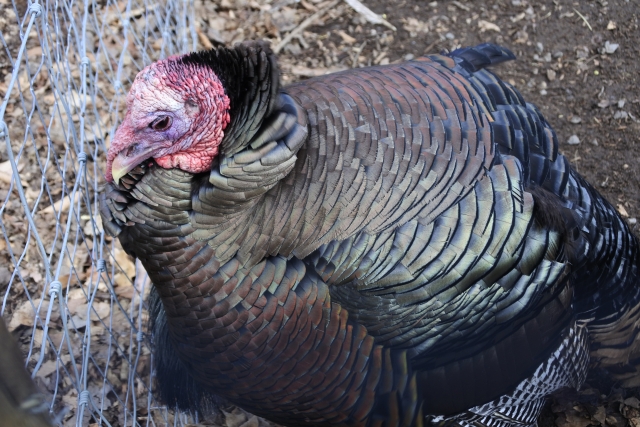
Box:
[0,0,200,425]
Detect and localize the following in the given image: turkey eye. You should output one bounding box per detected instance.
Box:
[150,116,172,131]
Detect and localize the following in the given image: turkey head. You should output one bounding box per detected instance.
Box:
[105,41,283,184]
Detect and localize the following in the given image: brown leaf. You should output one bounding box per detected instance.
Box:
[556,409,593,427]
[625,397,640,409]
[593,406,606,425]
[8,299,57,331]
[113,245,136,277]
[606,415,621,427]
[617,204,629,218]
[0,160,25,184]
[67,287,111,322]
[114,273,134,292]
[240,415,260,427]
[224,408,253,427]
[336,30,357,44]
[38,192,80,215]
[35,360,58,379]
[478,20,501,33]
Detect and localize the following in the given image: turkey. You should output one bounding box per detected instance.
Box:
[99,42,640,427]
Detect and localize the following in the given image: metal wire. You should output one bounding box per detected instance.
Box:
[0,0,198,425]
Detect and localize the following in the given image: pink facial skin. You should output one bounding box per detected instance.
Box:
[105,56,231,183]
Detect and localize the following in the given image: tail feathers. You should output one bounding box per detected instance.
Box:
[429,323,589,427]
[449,43,516,72]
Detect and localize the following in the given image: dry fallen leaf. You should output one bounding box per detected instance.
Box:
[240,415,260,427]
[113,245,136,277]
[0,159,25,184]
[625,397,640,409]
[556,411,592,427]
[83,215,103,236]
[35,360,58,378]
[8,299,57,331]
[114,272,134,291]
[68,300,111,323]
[8,300,38,331]
[223,408,262,427]
[618,204,629,218]
[478,20,501,32]
[604,41,619,54]
[38,192,80,215]
[90,301,111,321]
[593,406,606,425]
[336,30,357,44]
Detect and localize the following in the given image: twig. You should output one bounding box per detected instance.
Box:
[290,64,349,77]
[573,8,592,31]
[351,41,367,68]
[343,0,396,31]
[274,0,340,54]
[424,39,439,54]
[452,1,470,12]
[196,27,213,50]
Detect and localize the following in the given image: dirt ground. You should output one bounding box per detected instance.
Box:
[1,0,639,425]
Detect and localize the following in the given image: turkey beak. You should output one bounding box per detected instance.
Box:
[111,144,156,185]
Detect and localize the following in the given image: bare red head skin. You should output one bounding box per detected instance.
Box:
[105,56,231,184]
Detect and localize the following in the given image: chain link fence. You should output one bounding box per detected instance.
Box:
[0,0,200,425]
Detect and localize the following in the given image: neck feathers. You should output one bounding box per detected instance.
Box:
[180,41,281,156]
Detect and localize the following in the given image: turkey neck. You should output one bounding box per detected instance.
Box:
[181,41,282,156]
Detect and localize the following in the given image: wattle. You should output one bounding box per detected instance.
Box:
[155,150,215,174]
